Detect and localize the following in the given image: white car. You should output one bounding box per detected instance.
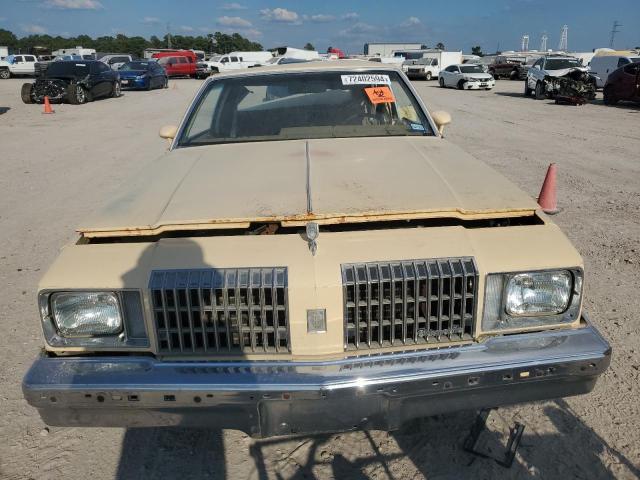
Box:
[525,56,588,99]
[405,57,439,80]
[438,64,495,90]
[0,54,38,79]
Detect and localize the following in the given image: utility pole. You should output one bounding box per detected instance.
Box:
[609,21,622,49]
[558,24,568,51]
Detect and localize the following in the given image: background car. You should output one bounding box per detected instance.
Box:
[0,54,37,79]
[21,60,120,105]
[438,64,495,90]
[603,62,640,105]
[590,54,640,88]
[152,51,197,77]
[118,60,168,90]
[525,56,589,99]
[98,54,136,71]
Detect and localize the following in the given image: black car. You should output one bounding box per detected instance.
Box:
[21,60,121,105]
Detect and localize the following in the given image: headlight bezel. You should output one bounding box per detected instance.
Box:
[38,289,149,349]
[482,268,583,334]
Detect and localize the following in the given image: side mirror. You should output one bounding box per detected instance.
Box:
[159,125,178,141]
[431,111,452,137]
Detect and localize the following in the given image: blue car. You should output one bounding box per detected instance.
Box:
[118,61,168,90]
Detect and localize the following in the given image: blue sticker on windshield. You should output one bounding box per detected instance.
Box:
[410,123,426,131]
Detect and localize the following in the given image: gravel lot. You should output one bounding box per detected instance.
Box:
[1,77,638,480]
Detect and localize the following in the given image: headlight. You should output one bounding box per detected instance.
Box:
[482,269,582,332]
[51,292,122,337]
[505,271,571,315]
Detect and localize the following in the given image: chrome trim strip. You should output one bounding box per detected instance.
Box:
[24,322,609,393]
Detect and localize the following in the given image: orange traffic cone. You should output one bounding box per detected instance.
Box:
[538,163,559,214]
[42,96,54,114]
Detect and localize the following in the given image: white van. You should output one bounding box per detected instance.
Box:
[590,54,640,88]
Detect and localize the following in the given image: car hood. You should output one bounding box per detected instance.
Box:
[544,67,588,77]
[119,70,146,77]
[78,136,539,238]
[464,73,493,81]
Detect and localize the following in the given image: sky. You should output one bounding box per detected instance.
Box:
[2,0,639,54]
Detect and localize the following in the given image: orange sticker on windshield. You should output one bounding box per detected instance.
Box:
[364,86,395,104]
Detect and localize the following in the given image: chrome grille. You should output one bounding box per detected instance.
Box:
[342,258,478,351]
[150,268,289,355]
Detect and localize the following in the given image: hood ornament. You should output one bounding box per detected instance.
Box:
[306,222,319,256]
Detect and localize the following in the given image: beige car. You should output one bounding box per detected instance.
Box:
[23,61,610,437]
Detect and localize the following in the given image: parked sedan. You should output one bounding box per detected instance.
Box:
[21,60,120,104]
[603,62,640,105]
[439,64,495,90]
[118,61,168,90]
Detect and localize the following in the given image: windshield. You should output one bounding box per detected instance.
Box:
[460,65,484,73]
[177,71,433,147]
[631,57,640,63]
[120,61,151,71]
[545,58,581,70]
[46,61,90,77]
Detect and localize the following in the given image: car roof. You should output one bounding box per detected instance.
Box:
[208,59,401,81]
[54,60,100,64]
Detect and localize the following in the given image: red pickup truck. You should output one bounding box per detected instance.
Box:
[152,51,197,77]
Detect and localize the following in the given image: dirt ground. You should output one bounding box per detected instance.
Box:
[0,77,638,480]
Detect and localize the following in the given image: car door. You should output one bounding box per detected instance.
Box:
[12,56,25,74]
[23,55,37,75]
[528,58,544,87]
[622,63,640,100]
[90,62,111,98]
[448,66,461,86]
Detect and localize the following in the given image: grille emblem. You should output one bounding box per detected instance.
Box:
[306,221,319,256]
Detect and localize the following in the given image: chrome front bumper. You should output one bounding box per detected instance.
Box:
[23,320,610,438]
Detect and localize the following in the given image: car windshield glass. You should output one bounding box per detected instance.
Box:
[460,65,484,73]
[545,58,581,69]
[631,57,640,64]
[46,62,90,77]
[178,71,433,147]
[121,62,150,71]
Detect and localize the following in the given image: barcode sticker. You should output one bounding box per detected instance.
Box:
[341,74,391,85]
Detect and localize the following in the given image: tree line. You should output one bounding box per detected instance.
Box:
[0,29,263,57]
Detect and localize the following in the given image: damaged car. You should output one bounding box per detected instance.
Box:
[21,60,121,105]
[22,61,610,437]
[525,56,596,103]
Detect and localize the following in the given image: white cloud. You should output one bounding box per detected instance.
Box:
[44,0,103,9]
[21,24,47,34]
[342,12,359,21]
[260,7,300,24]
[217,16,252,28]
[400,16,421,27]
[242,28,262,38]
[141,16,161,25]
[179,25,195,32]
[220,2,246,10]
[339,22,377,38]
[306,14,335,23]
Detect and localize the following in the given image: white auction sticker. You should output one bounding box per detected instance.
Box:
[341,74,391,85]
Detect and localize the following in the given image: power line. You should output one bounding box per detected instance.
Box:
[609,21,622,49]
